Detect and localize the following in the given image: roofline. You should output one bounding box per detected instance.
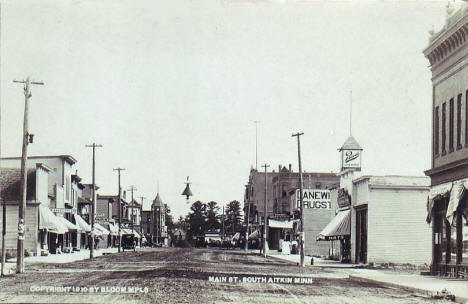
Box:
[368,185,430,191]
[353,175,430,187]
[36,163,53,172]
[423,7,468,56]
[97,195,118,199]
[1,155,78,164]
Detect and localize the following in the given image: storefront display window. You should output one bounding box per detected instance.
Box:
[462,204,468,264]
[441,217,449,263]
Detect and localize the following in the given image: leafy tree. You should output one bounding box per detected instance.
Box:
[205,201,221,231]
[225,200,242,234]
[186,200,207,239]
[165,205,174,231]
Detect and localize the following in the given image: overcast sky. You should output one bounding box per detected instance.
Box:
[0,0,456,218]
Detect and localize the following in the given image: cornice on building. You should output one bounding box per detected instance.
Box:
[423,5,468,67]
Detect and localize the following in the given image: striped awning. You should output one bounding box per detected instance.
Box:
[446,180,468,224]
[57,216,80,231]
[316,209,351,241]
[94,223,110,235]
[74,214,91,232]
[39,205,68,234]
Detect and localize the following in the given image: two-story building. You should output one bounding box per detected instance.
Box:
[423,3,468,277]
[2,155,84,254]
[0,164,55,256]
[244,164,339,255]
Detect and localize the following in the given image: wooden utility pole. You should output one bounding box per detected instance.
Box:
[85,143,102,259]
[13,78,44,273]
[222,206,225,240]
[0,4,4,277]
[262,163,269,258]
[139,196,145,245]
[244,185,250,252]
[292,132,305,267]
[128,186,137,251]
[113,167,125,253]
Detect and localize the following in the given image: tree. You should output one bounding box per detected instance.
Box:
[165,205,174,231]
[186,200,207,240]
[225,200,242,234]
[205,201,221,231]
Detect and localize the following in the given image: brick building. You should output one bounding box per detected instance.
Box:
[244,165,339,256]
[423,3,468,277]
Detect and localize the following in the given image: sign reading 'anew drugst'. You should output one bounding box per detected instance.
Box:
[295,189,331,209]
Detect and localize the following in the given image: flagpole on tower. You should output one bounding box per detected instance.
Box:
[349,90,353,136]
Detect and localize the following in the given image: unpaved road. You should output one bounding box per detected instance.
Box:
[0,248,453,304]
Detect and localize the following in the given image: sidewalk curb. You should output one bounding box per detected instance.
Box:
[348,275,468,304]
[267,254,361,269]
[266,254,300,265]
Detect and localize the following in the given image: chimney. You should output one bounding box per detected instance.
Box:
[289,164,292,171]
[279,164,282,172]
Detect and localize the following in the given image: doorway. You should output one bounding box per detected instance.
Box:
[355,207,367,264]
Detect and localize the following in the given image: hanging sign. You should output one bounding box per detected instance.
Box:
[295,189,331,209]
[337,188,351,208]
[341,149,361,169]
[51,208,77,214]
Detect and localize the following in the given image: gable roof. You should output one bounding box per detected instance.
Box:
[0,168,36,202]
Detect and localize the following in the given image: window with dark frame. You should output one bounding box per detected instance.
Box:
[442,102,446,155]
[449,98,454,152]
[466,90,468,147]
[435,106,439,156]
[457,94,461,149]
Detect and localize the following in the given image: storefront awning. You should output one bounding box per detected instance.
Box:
[92,227,102,236]
[120,228,133,236]
[57,216,80,231]
[446,180,468,224]
[39,205,68,234]
[74,214,91,232]
[426,182,453,223]
[108,223,120,236]
[268,219,294,229]
[248,230,259,239]
[316,209,350,241]
[94,223,110,235]
[232,232,240,241]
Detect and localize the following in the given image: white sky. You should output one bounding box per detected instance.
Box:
[0,0,455,218]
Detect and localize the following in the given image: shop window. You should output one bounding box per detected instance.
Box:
[456,94,462,149]
[442,102,447,154]
[462,202,468,264]
[449,98,454,152]
[441,217,449,263]
[435,106,439,156]
[465,91,468,146]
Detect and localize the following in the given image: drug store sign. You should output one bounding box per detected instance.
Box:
[295,189,331,209]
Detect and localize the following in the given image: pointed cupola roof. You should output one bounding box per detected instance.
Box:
[153,193,163,207]
[339,135,362,151]
[181,184,193,199]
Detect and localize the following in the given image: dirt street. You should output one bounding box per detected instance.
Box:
[0,248,454,304]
